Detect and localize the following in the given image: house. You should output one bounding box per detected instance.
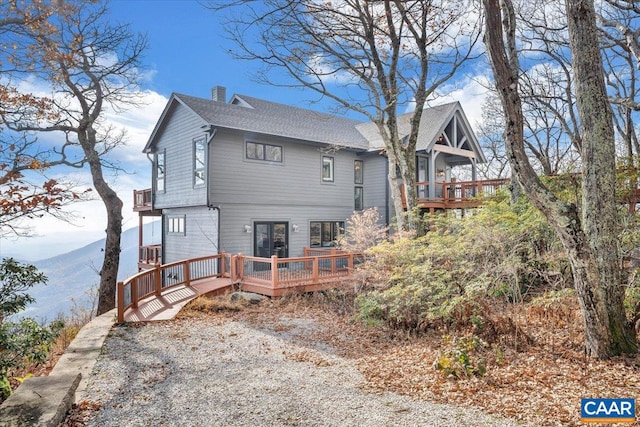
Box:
[134,86,489,269]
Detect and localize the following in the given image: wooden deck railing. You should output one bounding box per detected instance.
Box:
[409,178,510,210]
[118,254,226,322]
[236,251,356,294]
[118,248,360,322]
[416,178,510,202]
[138,244,162,268]
[133,188,153,212]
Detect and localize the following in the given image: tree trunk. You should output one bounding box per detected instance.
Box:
[483,0,637,358]
[565,0,637,356]
[386,153,406,232]
[80,131,123,316]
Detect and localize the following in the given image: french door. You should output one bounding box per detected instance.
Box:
[254,222,289,258]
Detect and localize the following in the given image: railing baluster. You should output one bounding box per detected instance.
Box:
[117,282,125,322]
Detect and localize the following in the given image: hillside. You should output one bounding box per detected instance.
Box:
[15,222,160,322]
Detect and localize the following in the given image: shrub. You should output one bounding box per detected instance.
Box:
[337,207,388,253]
[434,334,488,378]
[353,196,571,333]
[0,258,58,400]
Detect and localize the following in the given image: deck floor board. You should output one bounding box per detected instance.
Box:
[124,277,232,322]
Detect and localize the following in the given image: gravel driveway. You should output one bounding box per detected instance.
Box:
[78,316,525,427]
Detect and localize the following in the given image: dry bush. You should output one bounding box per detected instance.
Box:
[179,295,247,317]
[337,207,388,254]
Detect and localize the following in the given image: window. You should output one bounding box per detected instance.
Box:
[246,141,282,162]
[354,160,363,184]
[310,221,344,247]
[322,156,334,182]
[156,151,165,193]
[167,216,185,235]
[193,137,206,187]
[354,186,363,211]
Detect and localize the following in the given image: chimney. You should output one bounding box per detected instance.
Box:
[211,86,226,102]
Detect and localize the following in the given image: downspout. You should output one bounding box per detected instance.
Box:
[385,156,390,226]
[202,124,221,259]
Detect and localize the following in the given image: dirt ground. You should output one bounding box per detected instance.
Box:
[28,289,640,427]
[188,291,640,427]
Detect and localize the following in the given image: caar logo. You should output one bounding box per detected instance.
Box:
[581,398,635,423]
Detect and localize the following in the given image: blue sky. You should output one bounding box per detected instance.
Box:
[2,0,489,261]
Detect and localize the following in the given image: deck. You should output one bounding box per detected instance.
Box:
[118,249,358,322]
[409,178,510,212]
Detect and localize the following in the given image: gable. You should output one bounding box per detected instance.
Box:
[355,102,486,163]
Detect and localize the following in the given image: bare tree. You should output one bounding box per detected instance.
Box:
[483,0,637,358]
[213,0,480,231]
[2,1,147,315]
[476,91,510,179]
[599,3,640,159]
[0,4,89,238]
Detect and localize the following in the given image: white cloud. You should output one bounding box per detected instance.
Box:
[432,69,493,132]
[4,86,166,260]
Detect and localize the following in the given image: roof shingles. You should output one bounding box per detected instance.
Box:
[175,93,370,150]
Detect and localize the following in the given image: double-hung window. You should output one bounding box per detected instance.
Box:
[354,160,363,210]
[193,137,206,187]
[156,150,165,193]
[354,187,364,211]
[354,160,363,184]
[322,156,334,182]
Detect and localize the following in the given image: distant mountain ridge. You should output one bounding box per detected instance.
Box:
[15,222,160,323]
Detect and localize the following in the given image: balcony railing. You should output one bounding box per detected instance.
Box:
[406,178,510,210]
[133,189,153,212]
[138,244,162,270]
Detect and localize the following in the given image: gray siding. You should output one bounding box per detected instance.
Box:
[208,128,363,256]
[362,154,389,224]
[153,103,208,209]
[209,128,360,208]
[163,206,219,264]
[218,204,352,257]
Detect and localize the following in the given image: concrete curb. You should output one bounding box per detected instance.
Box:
[0,308,116,426]
[0,374,81,427]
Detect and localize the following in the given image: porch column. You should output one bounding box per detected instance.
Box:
[429,153,437,200]
[471,159,478,197]
[138,215,143,269]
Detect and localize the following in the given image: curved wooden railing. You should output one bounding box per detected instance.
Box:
[117,253,228,322]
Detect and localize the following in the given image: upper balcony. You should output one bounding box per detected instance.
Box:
[402,178,510,211]
[133,189,154,212]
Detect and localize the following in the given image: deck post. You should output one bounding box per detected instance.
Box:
[220,252,226,277]
[236,254,244,283]
[312,257,319,283]
[131,278,139,309]
[271,255,279,290]
[154,264,162,297]
[348,253,354,271]
[184,260,191,286]
[117,282,124,323]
